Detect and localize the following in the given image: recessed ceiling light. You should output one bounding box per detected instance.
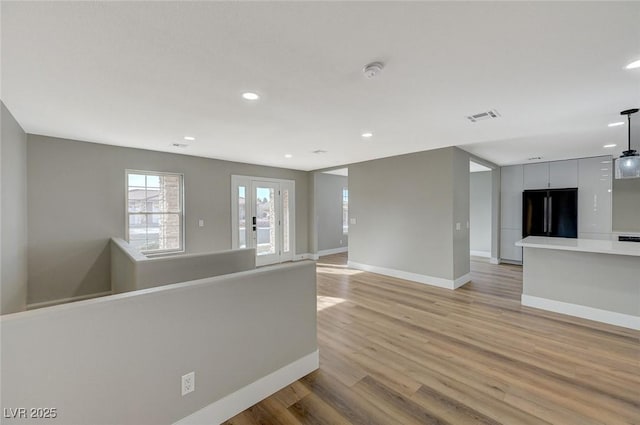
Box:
[284,154,293,158]
[361,132,373,138]
[603,144,617,148]
[608,122,625,127]
[184,136,195,141]
[625,59,640,70]
[242,92,260,101]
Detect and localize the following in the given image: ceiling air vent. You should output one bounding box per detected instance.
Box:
[466,109,501,123]
[312,149,328,154]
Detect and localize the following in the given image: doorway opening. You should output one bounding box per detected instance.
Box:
[313,168,349,259]
[469,160,497,262]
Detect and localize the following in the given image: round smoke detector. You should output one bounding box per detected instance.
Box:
[363,61,384,79]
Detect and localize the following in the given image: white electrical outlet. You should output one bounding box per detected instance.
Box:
[198,219,204,227]
[181,372,195,396]
[340,239,343,245]
[456,222,461,231]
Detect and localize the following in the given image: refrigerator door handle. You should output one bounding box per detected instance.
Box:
[543,196,548,233]
[548,197,553,234]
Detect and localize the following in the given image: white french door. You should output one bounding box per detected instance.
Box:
[231,176,295,266]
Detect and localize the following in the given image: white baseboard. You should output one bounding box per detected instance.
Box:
[500,259,522,266]
[453,273,472,289]
[174,350,319,425]
[26,291,113,310]
[489,257,500,265]
[317,247,348,257]
[470,250,491,258]
[521,294,640,330]
[293,253,319,261]
[347,261,470,290]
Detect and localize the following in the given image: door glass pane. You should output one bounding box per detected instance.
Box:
[256,186,276,256]
[238,186,246,249]
[283,189,290,253]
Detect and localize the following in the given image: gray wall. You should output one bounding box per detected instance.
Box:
[452,147,471,278]
[27,135,310,304]
[470,171,492,253]
[348,147,470,282]
[316,173,348,251]
[1,261,317,424]
[110,238,255,293]
[1,102,28,314]
[612,177,640,233]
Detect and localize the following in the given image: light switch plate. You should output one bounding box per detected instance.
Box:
[198,219,204,227]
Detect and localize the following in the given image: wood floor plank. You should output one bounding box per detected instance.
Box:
[223,254,640,425]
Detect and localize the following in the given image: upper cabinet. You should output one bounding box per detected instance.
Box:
[578,156,612,236]
[500,164,523,230]
[549,160,578,188]
[523,160,578,189]
[523,163,549,190]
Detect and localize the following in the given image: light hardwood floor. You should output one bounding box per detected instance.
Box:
[225,254,640,425]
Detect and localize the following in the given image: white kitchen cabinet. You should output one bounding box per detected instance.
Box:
[524,160,578,189]
[500,165,523,230]
[578,156,612,237]
[523,163,549,190]
[549,159,578,188]
[500,228,523,262]
[500,164,523,262]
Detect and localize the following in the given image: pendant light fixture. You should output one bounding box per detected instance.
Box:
[614,108,640,179]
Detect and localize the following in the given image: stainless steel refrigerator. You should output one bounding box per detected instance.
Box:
[522,188,578,238]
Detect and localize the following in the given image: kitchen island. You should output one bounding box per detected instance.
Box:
[516,236,640,330]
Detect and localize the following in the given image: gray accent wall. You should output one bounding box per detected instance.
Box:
[348,147,470,282]
[1,102,28,314]
[26,135,310,304]
[612,177,640,233]
[316,173,348,251]
[470,171,492,253]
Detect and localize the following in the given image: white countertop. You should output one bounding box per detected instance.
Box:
[516,236,640,257]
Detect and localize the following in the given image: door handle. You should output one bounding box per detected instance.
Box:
[252,216,256,231]
[548,197,553,234]
[543,197,548,233]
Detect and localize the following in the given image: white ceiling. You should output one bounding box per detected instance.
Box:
[469,161,491,173]
[322,168,348,177]
[2,2,639,170]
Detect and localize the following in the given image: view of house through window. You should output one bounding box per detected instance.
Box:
[342,187,349,234]
[126,171,183,253]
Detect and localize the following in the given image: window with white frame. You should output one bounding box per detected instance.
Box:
[342,187,349,235]
[126,170,184,253]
